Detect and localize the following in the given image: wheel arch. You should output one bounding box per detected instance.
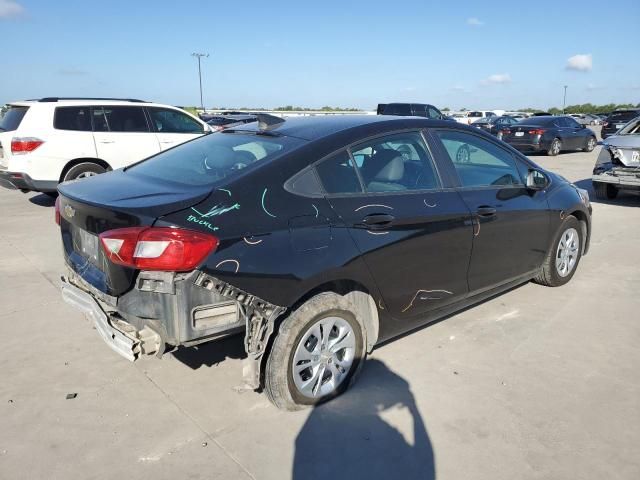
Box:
[568,209,591,255]
[284,279,380,352]
[59,158,112,183]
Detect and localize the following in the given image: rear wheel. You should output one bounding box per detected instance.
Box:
[456,144,471,163]
[534,216,582,287]
[264,292,366,411]
[547,138,561,156]
[593,181,618,200]
[584,136,597,152]
[62,162,106,182]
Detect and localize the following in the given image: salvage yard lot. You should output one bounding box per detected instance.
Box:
[1,138,639,479]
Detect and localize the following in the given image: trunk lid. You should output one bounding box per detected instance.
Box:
[58,169,212,295]
[503,124,543,142]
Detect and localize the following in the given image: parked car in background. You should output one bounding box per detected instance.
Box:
[457,110,496,125]
[57,114,591,410]
[472,115,519,136]
[377,103,448,120]
[569,114,601,126]
[532,112,553,117]
[500,116,597,156]
[602,109,640,139]
[0,98,211,194]
[592,116,640,199]
[206,114,257,132]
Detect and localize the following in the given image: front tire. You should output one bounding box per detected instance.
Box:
[593,182,618,200]
[584,136,597,152]
[534,216,582,287]
[547,138,561,156]
[264,292,366,411]
[62,162,106,182]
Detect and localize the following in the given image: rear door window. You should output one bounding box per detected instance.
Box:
[54,107,92,131]
[383,104,412,116]
[94,106,149,132]
[350,131,440,192]
[434,130,523,187]
[148,107,204,133]
[0,106,29,132]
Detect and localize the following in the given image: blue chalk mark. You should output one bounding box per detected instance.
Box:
[312,204,319,218]
[261,188,277,218]
[218,188,232,196]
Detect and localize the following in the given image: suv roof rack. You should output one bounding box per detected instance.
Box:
[36,97,148,103]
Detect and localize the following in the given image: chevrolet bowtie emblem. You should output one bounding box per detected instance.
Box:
[64,204,75,219]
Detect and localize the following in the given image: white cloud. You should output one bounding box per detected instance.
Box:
[0,0,23,18]
[467,17,484,26]
[482,73,511,85]
[566,54,592,72]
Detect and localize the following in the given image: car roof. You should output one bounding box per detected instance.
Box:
[8,98,184,108]
[230,115,449,140]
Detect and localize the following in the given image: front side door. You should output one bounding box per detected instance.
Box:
[92,106,160,169]
[313,131,473,333]
[431,129,551,294]
[146,107,206,151]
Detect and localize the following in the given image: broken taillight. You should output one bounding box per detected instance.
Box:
[99,227,219,271]
[11,137,44,154]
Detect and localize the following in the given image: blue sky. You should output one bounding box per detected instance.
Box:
[1,0,638,110]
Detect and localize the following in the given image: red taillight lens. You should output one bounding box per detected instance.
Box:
[528,129,545,135]
[55,196,61,225]
[499,129,511,135]
[99,227,218,271]
[11,137,44,154]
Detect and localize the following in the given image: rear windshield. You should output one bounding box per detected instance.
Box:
[0,106,29,132]
[618,117,640,135]
[609,111,640,123]
[516,117,553,126]
[127,132,304,186]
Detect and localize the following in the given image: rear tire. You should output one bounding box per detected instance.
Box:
[264,292,366,411]
[62,162,106,182]
[534,216,582,287]
[593,181,618,200]
[547,138,561,156]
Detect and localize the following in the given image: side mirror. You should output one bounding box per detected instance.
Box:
[526,169,549,190]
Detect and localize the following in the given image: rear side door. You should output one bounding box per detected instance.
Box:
[92,106,160,169]
[556,117,579,149]
[564,116,587,148]
[313,130,473,333]
[147,107,207,151]
[430,129,550,294]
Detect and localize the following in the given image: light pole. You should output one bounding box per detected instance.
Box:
[562,85,568,114]
[192,52,209,114]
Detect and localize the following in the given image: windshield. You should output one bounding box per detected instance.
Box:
[473,117,490,124]
[127,132,304,186]
[618,117,640,135]
[0,105,29,132]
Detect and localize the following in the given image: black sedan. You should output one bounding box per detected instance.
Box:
[472,115,519,136]
[500,116,597,156]
[57,115,592,410]
[601,109,640,139]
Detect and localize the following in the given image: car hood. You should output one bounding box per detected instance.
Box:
[602,135,640,149]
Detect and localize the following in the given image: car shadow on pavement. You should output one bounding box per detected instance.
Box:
[171,332,246,369]
[574,179,640,207]
[28,192,56,207]
[292,359,435,480]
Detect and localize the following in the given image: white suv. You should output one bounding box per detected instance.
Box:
[0,98,211,194]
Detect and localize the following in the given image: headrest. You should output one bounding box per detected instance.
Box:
[366,150,404,182]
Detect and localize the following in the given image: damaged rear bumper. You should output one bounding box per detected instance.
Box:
[61,267,286,389]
